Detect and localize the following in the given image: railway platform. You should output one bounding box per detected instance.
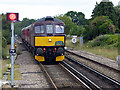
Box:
[67,49,120,71]
[7,39,50,88]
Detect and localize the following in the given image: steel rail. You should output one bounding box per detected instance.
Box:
[65,55,120,88]
[59,63,91,90]
[40,63,58,90]
[65,50,120,73]
[62,60,101,90]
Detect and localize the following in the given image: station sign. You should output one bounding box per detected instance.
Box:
[9,49,16,56]
[71,37,77,44]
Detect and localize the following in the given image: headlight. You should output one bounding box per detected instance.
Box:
[36,48,43,55]
[57,47,64,54]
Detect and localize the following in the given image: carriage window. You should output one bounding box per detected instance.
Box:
[46,25,53,33]
[55,25,64,33]
[35,26,40,33]
[35,26,44,33]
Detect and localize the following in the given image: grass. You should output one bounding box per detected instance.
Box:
[8,64,22,80]
[0,59,10,79]
[66,39,118,61]
[0,59,22,80]
[0,45,11,79]
[2,45,10,59]
[0,45,22,80]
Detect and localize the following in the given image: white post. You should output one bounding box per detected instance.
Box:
[11,21,15,87]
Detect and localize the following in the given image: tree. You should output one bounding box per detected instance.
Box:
[2,13,11,30]
[56,14,85,36]
[92,2,117,25]
[1,13,11,44]
[56,15,74,35]
[90,16,116,38]
[0,13,11,58]
[83,25,93,41]
[114,6,120,29]
[15,18,36,35]
[2,30,11,44]
[65,11,88,25]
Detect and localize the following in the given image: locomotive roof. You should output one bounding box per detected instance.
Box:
[35,16,64,24]
[21,16,64,32]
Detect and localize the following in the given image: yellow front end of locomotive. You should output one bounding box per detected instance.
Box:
[35,55,45,62]
[35,36,64,46]
[56,55,65,61]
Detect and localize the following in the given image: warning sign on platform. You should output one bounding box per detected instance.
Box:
[71,37,77,44]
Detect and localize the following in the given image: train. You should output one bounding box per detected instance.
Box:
[21,16,65,62]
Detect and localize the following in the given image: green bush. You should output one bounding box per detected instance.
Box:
[2,48,7,59]
[2,37,7,48]
[2,30,11,44]
[88,34,118,47]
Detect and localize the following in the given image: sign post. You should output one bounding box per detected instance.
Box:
[11,21,15,87]
[7,12,19,87]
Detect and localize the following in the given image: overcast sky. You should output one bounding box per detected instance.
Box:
[0,0,120,20]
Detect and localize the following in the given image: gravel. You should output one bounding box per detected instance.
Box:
[67,49,120,71]
[66,49,120,82]
[14,42,50,88]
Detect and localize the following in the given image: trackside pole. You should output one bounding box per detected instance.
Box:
[11,21,15,87]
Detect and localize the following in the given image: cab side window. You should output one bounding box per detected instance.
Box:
[35,25,44,33]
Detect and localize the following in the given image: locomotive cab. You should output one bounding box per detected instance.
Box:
[33,17,65,62]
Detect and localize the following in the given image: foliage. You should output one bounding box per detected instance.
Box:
[86,16,116,40]
[56,15,74,35]
[0,14,10,58]
[15,18,36,35]
[82,25,93,41]
[87,34,118,47]
[66,38,117,60]
[2,47,7,59]
[1,14,11,44]
[2,37,8,59]
[2,37,7,48]
[70,25,86,36]
[2,30,11,44]
[115,28,120,33]
[2,14,10,30]
[56,14,86,36]
[65,11,89,25]
[92,2,117,25]
[114,6,120,29]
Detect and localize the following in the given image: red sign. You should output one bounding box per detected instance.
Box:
[7,13,19,21]
[9,13,17,21]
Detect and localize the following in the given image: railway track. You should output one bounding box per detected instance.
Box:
[65,50,120,82]
[64,54,120,89]
[40,63,90,89]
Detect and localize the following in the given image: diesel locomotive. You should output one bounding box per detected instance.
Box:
[21,16,65,62]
